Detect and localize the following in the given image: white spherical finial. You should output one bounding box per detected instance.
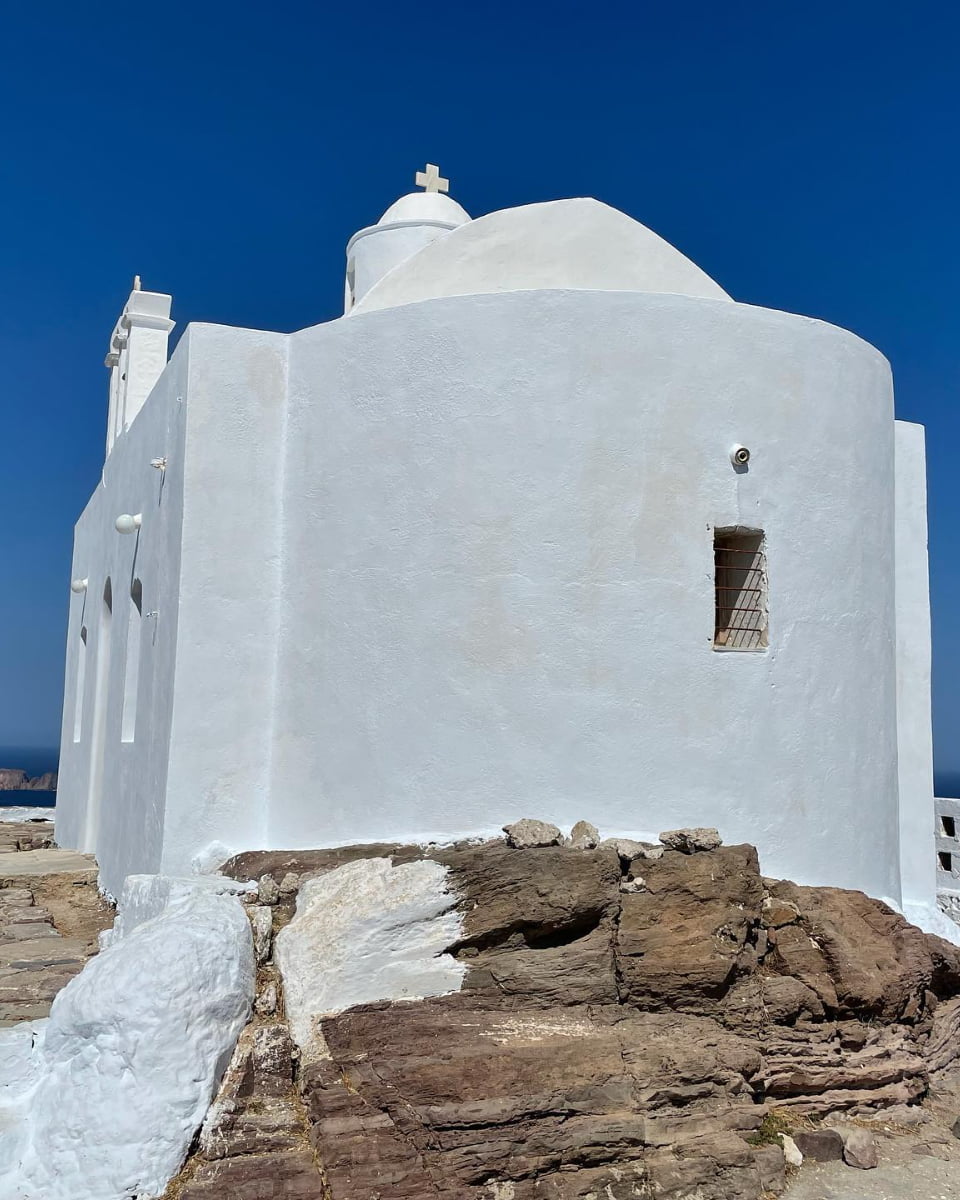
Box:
[70,577,89,594]
[115,513,143,535]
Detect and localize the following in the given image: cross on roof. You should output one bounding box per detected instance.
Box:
[415,163,449,194]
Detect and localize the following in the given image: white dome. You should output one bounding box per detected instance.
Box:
[377,191,470,228]
[354,199,730,314]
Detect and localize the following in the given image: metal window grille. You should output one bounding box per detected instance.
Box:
[714,530,767,650]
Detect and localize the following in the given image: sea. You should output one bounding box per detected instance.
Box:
[0,746,58,810]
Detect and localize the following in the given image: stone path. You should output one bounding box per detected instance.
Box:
[0,821,112,1026]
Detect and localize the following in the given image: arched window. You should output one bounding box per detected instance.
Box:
[121,579,143,743]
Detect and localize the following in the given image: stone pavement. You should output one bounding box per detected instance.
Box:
[0,820,112,1026]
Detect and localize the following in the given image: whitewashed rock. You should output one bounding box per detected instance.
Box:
[101,873,256,949]
[620,877,646,893]
[569,820,600,849]
[258,874,280,905]
[779,1133,803,1168]
[0,878,254,1200]
[274,857,465,1061]
[503,819,563,848]
[250,905,273,964]
[659,827,723,854]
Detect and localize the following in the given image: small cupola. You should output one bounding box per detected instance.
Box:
[344,164,470,313]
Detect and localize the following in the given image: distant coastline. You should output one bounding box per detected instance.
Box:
[0,748,58,806]
[0,769,57,793]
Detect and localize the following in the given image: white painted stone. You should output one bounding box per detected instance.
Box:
[779,1133,803,1168]
[0,876,254,1200]
[101,871,255,948]
[274,857,465,1059]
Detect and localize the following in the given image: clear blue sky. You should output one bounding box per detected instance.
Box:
[1,1,957,783]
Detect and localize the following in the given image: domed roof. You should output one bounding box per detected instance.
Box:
[353,198,730,314]
[377,191,470,228]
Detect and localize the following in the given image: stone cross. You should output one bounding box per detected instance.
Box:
[415,163,449,194]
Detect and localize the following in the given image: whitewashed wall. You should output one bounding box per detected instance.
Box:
[267,289,900,900]
[57,341,190,894]
[57,326,288,896]
[159,325,288,880]
[896,421,936,912]
[58,282,909,905]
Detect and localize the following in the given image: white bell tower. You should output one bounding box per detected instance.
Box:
[104,277,175,457]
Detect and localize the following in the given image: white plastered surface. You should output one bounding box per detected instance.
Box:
[0,875,254,1200]
[274,857,465,1059]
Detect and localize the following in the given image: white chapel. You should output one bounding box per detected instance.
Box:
[55,167,939,930]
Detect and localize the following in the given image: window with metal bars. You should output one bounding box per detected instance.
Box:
[714,528,767,651]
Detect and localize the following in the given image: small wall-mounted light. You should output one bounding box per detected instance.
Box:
[150,457,167,471]
[115,513,143,535]
[729,444,751,468]
[70,577,89,594]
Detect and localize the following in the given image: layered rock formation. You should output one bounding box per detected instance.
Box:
[0,769,58,791]
[162,833,960,1199]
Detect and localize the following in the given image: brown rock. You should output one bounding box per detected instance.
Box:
[616,844,763,1015]
[169,834,960,1197]
[766,879,960,1021]
[839,1125,879,1169]
[751,1142,786,1193]
[436,840,621,954]
[310,997,764,1199]
[761,895,801,928]
[792,1128,844,1161]
[222,842,425,883]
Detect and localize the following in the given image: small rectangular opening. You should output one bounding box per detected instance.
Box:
[714,528,768,651]
[942,816,957,839]
[939,851,953,873]
[72,626,87,743]
[121,580,143,744]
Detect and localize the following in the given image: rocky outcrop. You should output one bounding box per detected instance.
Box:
[174,833,960,1199]
[0,769,57,791]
